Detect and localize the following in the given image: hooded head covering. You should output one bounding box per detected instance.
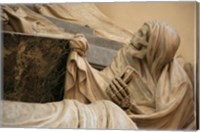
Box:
[132,21,180,81]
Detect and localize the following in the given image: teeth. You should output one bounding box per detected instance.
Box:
[130,42,140,50]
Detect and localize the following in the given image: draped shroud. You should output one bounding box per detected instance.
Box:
[65,21,196,130]
[2,4,195,129]
[2,100,137,129]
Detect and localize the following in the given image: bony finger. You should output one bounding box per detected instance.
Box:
[111,95,121,106]
[112,79,120,89]
[112,79,126,98]
[116,77,127,88]
[110,82,123,101]
[121,97,131,109]
[106,85,116,99]
[106,84,120,104]
[116,77,129,96]
[114,82,128,98]
[111,82,124,100]
[110,84,121,105]
[110,82,118,93]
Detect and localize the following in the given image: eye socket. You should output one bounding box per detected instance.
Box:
[146,31,150,42]
[138,30,143,37]
[138,28,150,42]
[136,43,143,50]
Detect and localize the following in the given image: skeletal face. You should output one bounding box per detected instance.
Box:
[127,24,150,59]
[129,24,150,50]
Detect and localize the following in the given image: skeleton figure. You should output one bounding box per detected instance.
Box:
[2,21,195,130]
[65,21,196,129]
[105,24,150,110]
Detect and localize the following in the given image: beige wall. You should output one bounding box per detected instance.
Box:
[96,2,197,64]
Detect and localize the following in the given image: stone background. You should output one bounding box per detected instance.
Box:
[96,2,197,65]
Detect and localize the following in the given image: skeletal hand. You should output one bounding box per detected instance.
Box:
[106,77,130,109]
